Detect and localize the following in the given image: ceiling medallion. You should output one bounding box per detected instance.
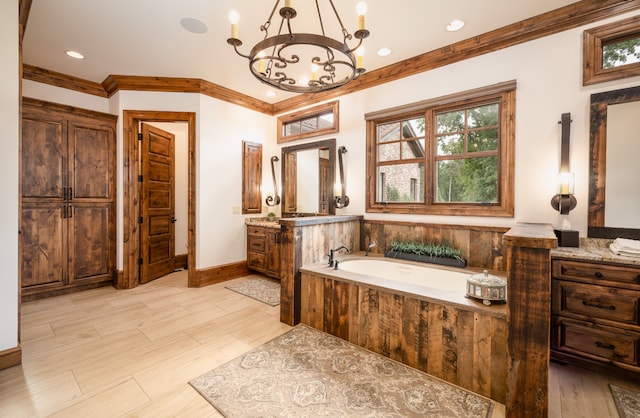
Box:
[227,0,370,93]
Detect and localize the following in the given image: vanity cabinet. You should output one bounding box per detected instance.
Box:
[247,225,281,279]
[551,257,640,380]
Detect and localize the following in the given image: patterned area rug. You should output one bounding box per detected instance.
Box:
[610,383,640,418]
[225,277,280,306]
[190,324,494,417]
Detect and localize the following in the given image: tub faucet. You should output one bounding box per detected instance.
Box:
[333,245,351,254]
[365,240,377,256]
[328,245,350,268]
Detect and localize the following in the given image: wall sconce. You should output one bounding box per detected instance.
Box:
[335,146,350,208]
[550,112,578,247]
[265,156,281,206]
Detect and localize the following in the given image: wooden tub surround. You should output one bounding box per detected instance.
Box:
[300,222,556,418]
[300,257,508,403]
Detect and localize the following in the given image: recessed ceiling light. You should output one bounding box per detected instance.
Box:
[446,19,465,32]
[266,91,277,98]
[65,50,85,60]
[377,47,392,57]
[180,17,208,34]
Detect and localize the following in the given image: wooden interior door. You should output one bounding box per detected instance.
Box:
[140,123,176,284]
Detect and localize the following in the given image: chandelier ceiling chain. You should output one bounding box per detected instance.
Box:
[227,0,370,93]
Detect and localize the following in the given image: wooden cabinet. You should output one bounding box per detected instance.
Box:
[551,258,640,380]
[20,98,116,300]
[247,225,281,279]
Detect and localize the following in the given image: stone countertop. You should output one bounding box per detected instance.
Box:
[552,237,640,266]
[245,217,281,229]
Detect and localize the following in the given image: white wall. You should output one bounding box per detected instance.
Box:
[280,10,640,237]
[197,94,273,267]
[0,0,19,351]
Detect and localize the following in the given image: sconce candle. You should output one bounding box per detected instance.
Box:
[557,172,575,195]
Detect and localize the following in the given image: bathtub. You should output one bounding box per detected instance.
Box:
[337,258,470,293]
[299,256,507,403]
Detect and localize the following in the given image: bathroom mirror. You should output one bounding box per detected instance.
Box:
[588,85,640,239]
[281,139,335,216]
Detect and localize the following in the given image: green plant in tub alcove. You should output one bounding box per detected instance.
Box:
[387,240,466,267]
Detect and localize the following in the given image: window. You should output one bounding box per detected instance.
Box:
[366,81,515,217]
[584,16,640,85]
[277,101,339,143]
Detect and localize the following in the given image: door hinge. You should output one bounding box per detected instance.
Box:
[138,258,143,265]
[138,216,143,224]
[138,175,143,182]
[138,133,143,141]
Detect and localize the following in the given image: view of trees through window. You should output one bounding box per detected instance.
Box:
[435,103,499,203]
[603,35,640,68]
[375,102,500,204]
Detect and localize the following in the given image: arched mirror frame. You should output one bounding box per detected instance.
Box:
[588,85,640,240]
[281,138,336,217]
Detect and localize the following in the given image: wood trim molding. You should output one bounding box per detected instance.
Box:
[23,64,108,98]
[19,0,32,44]
[0,346,22,370]
[195,261,251,288]
[21,1,640,116]
[102,76,276,115]
[121,111,197,289]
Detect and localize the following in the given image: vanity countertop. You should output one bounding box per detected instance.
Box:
[552,237,640,266]
[245,218,281,229]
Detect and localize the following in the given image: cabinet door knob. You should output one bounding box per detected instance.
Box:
[594,271,603,279]
[170,217,177,223]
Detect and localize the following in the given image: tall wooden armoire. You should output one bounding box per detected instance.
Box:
[20,98,116,300]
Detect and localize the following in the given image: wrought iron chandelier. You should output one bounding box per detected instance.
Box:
[227,0,370,93]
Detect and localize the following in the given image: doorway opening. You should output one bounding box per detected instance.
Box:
[122,111,196,288]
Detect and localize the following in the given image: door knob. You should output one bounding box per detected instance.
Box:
[170,217,177,223]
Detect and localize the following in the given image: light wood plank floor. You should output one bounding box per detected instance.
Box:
[1,270,638,417]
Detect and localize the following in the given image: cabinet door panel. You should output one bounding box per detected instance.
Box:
[21,117,66,200]
[70,205,113,281]
[71,124,114,200]
[21,205,66,287]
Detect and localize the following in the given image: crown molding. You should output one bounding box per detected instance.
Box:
[21,0,640,115]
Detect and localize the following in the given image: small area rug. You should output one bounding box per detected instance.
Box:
[610,383,640,418]
[224,277,280,306]
[190,324,493,417]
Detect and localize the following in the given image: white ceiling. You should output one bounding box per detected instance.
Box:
[22,0,578,103]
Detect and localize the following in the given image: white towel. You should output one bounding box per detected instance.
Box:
[610,238,640,257]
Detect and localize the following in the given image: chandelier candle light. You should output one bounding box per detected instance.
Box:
[227,1,370,93]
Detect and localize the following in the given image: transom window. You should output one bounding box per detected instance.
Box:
[584,16,640,85]
[277,101,339,143]
[366,81,515,217]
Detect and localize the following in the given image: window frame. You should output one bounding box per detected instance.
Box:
[277,101,339,143]
[365,81,515,217]
[583,16,640,86]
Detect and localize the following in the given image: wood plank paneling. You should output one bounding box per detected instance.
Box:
[300,270,508,403]
[503,223,557,418]
[279,216,362,325]
[362,219,508,270]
